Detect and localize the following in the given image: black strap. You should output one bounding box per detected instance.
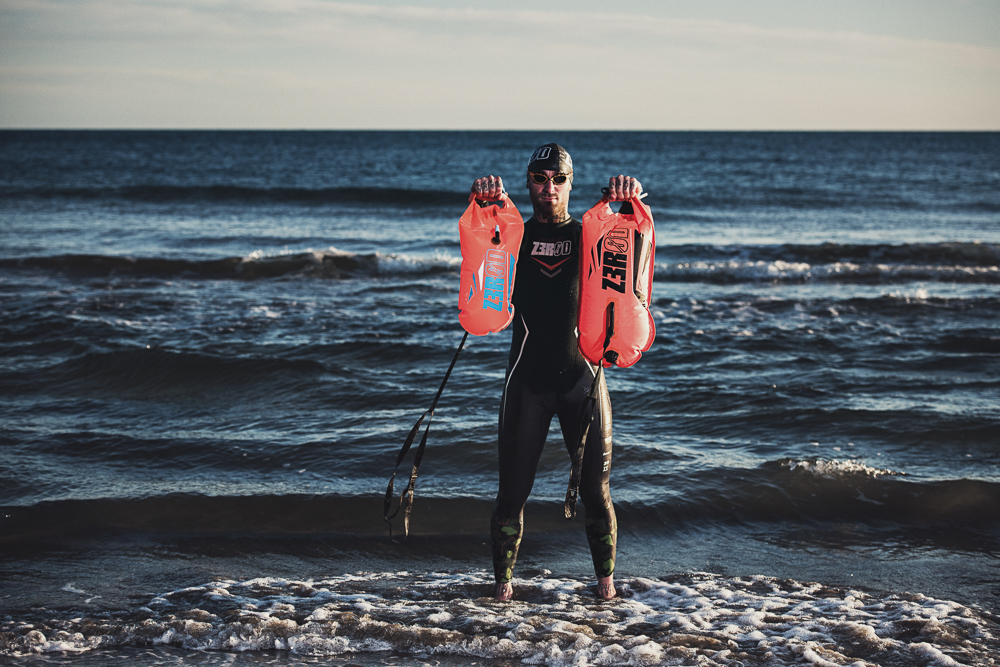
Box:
[564,364,605,519]
[564,303,616,520]
[383,331,468,542]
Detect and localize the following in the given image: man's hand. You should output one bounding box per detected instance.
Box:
[605,175,642,201]
[472,175,505,201]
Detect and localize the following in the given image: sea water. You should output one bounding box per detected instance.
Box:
[1,131,997,665]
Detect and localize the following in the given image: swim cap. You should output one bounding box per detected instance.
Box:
[527,143,573,174]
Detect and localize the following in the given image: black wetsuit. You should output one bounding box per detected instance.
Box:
[490,216,617,584]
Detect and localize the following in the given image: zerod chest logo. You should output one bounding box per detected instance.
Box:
[601,230,629,293]
[530,238,573,277]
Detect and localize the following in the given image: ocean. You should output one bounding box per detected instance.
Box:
[0,130,997,666]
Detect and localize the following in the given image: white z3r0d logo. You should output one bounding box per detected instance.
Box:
[529,147,551,162]
[531,240,572,257]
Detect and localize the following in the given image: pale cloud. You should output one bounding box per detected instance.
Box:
[1,0,997,128]
[19,1,991,66]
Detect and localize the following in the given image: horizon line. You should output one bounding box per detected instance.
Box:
[2,127,998,133]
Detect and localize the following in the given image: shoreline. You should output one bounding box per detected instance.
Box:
[3,520,996,615]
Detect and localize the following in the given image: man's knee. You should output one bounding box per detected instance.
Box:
[578,483,612,513]
[493,487,530,519]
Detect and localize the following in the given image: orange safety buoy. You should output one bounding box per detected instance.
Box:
[578,196,656,367]
[458,193,524,335]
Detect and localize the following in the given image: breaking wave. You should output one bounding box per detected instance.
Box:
[651,241,1000,282]
[3,463,996,538]
[654,261,999,284]
[2,241,997,283]
[0,249,459,280]
[660,241,1000,267]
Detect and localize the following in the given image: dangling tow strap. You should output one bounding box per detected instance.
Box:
[564,303,618,520]
[383,331,468,542]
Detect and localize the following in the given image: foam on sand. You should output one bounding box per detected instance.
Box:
[3,571,996,665]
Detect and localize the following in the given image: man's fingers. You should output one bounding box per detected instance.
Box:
[486,176,498,197]
[606,175,642,201]
[472,175,505,200]
[610,175,625,200]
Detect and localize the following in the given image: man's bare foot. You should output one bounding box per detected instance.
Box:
[596,575,616,600]
[494,582,513,601]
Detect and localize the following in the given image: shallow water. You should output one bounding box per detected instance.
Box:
[5,570,999,666]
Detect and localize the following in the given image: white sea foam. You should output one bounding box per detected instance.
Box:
[783,459,903,479]
[375,250,461,275]
[248,305,282,318]
[232,246,462,279]
[4,571,995,665]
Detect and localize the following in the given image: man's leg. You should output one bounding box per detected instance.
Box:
[558,371,617,599]
[492,376,554,598]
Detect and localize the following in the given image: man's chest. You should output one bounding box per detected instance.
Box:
[523,230,579,279]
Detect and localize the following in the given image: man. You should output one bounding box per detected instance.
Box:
[471,143,642,601]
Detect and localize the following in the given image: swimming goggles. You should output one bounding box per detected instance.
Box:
[528,172,572,185]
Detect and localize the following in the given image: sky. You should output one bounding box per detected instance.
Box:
[1,0,998,129]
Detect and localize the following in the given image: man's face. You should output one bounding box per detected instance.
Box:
[526,170,572,215]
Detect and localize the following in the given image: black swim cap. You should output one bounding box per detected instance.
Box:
[527,143,573,174]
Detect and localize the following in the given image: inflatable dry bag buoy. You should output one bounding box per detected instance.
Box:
[578,195,656,368]
[458,193,524,336]
[566,193,656,520]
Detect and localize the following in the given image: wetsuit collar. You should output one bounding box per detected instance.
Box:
[526,215,575,228]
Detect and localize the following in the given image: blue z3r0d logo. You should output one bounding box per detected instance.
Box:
[483,249,508,311]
